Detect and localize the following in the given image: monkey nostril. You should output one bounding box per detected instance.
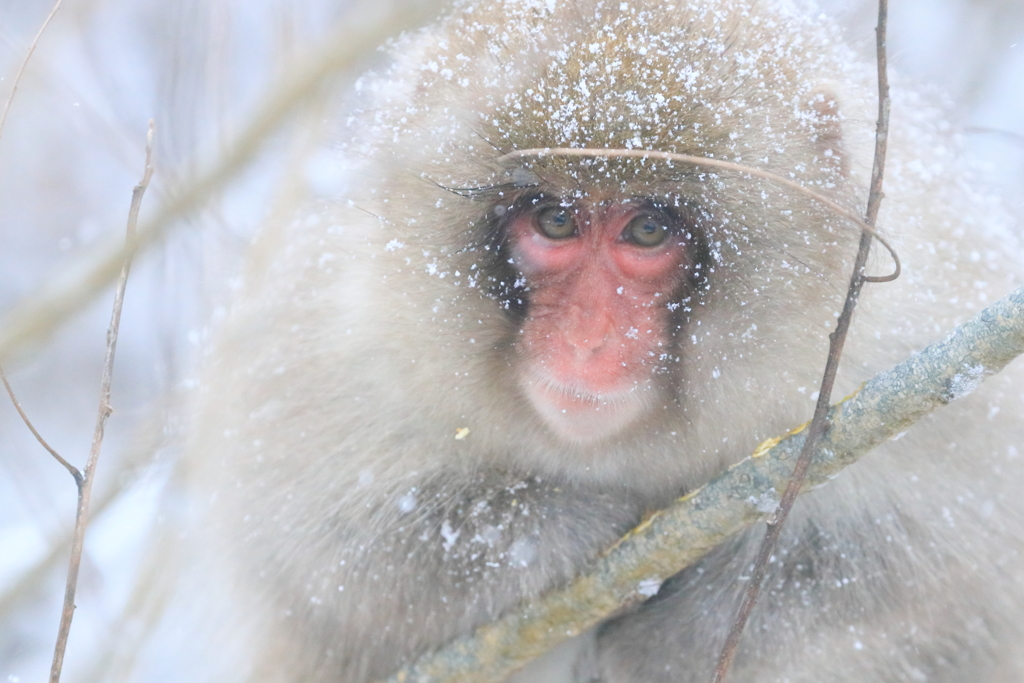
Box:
[569,335,607,358]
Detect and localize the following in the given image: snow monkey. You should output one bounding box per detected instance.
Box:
[142,1,1024,681]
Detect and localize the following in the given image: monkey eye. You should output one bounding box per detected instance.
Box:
[624,213,670,247]
[535,206,577,239]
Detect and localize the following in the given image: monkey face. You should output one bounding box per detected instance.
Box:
[500,194,698,441]
[338,0,860,481]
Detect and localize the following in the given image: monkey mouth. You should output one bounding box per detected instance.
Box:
[522,373,650,443]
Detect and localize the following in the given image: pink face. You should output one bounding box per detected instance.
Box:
[507,197,694,443]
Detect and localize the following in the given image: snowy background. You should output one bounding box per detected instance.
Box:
[0,0,1021,680]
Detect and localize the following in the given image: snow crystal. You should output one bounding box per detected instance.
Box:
[748,488,780,514]
[441,520,461,552]
[637,577,662,597]
[508,536,537,567]
[946,364,987,401]
[397,491,418,513]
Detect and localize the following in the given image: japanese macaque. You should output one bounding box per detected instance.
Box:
[134,0,1024,681]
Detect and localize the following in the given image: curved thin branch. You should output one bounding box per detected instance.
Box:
[497,147,900,283]
[1,365,78,481]
[0,0,63,144]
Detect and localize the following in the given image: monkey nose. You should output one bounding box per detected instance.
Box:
[563,310,613,357]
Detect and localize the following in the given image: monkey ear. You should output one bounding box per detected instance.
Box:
[804,86,849,178]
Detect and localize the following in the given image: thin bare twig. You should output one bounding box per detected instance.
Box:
[0,0,71,475]
[709,2,891,681]
[0,0,63,146]
[0,399,171,617]
[48,121,155,683]
[0,366,79,482]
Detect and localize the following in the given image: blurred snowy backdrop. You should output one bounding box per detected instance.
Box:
[0,0,1021,680]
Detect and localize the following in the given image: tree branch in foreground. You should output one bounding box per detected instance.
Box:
[384,282,1024,683]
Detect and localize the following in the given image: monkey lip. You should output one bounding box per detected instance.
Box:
[522,374,649,443]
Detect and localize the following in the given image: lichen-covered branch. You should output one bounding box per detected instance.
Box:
[386,283,1024,683]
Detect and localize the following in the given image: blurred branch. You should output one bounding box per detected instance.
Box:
[385,282,1024,683]
[965,126,1024,147]
[0,478,122,616]
[0,0,442,364]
